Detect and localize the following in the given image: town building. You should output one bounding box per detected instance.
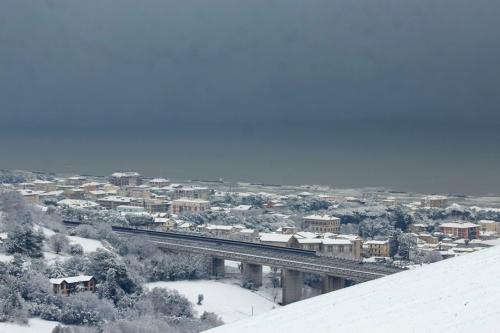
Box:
[417,233,439,244]
[39,190,64,203]
[110,172,142,187]
[122,185,152,199]
[171,198,210,214]
[279,226,298,235]
[303,214,341,233]
[65,176,87,186]
[201,224,235,237]
[86,190,107,200]
[18,189,43,204]
[259,233,298,247]
[420,195,448,208]
[174,186,210,200]
[144,199,170,213]
[32,180,57,192]
[408,223,428,233]
[479,220,500,234]
[63,188,85,200]
[149,178,171,188]
[440,222,480,240]
[50,275,96,295]
[153,217,176,230]
[294,233,362,259]
[81,182,102,192]
[364,240,390,257]
[116,205,146,214]
[98,196,140,210]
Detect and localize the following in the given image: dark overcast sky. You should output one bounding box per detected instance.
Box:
[0,0,499,194]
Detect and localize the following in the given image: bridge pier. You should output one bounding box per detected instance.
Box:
[209,258,225,279]
[321,275,346,294]
[282,269,303,305]
[241,263,263,288]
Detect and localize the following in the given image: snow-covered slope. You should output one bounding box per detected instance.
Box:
[205,246,500,333]
[0,318,59,333]
[145,280,278,323]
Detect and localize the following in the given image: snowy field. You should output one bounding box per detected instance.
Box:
[67,235,107,253]
[144,279,279,323]
[37,225,107,254]
[0,318,59,333]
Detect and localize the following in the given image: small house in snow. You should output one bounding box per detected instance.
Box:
[50,275,96,296]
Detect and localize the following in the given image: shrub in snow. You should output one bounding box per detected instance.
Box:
[69,243,84,256]
[86,249,138,294]
[59,292,115,326]
[49,233,70,254]
[136,287,194,318]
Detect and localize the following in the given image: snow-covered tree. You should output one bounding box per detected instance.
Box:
[5,224,44,258]
[48,234,70,254]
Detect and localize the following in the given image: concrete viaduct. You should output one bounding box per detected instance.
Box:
[65,222,404,305]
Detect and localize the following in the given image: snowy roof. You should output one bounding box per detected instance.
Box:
[239,229,256,234]
[67,176,86,180]
[39,190,64,196]
[205,224,234,231]
[364,240,389,245]
[422,195,448,200]
[50,275,94,285]
[203,246,500,333]
[322,238,352,245]
[304,214,340,221]
[479,220,499,224]
[294,232,318,239]
[440,222,479,229]
[111,172,140,178]
[260,233,293,243]
[98,196,133,203]
[296,238,323,244]
[89,190,107,195]
[334,234,361,241]
[150,178,170,182]
[172,198,210,204]
[33,179,54,184]
[81,182,102,187]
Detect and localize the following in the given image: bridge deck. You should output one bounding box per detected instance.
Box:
[63,221,403,282]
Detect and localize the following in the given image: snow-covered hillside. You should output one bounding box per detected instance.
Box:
[0,318,59,333]
[145,280,278,323]
[204,246,500,333]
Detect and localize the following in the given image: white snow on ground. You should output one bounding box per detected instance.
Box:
[205,246,500,333]
[0,318,59,333]
[483,238,500,246]
[35,226,55,237]
[43,251,68,263]
[37,225,107,253]
[144,280,279,323]
[67,236,106,253]
[0,253,13,262]
[225,260,271,273]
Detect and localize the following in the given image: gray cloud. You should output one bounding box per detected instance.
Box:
[0,0,499,193]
